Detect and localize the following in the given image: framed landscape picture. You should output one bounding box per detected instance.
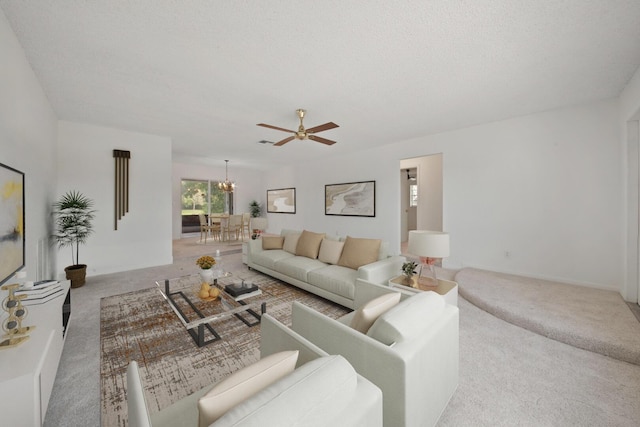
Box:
[267,188,296,214]
[0,163,25,285]
[325,180,375,217]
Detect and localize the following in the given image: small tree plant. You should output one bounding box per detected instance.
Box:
[52,191,96,267]
[249,200,262,218]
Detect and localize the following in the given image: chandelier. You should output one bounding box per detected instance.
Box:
[219,160,235,193]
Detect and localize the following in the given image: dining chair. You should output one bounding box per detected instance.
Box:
[241,212,251,240]
[226,215,242,240]
[198,214,214,243]
[209,216,222,241]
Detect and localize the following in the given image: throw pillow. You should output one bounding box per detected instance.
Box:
[295,230,326,259]
[337,236,382,270]
[350,292,401,333]
[282,233,301,254]
[262,236,284,250]
[197,350,299,427]
[318,239,345,265]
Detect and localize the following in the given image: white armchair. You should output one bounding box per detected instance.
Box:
[127,317,383,427]
[264,292,459,427]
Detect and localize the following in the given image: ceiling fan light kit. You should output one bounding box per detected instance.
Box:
[257,109,339,146]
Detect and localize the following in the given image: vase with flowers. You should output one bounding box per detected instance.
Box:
[196,255,217,284]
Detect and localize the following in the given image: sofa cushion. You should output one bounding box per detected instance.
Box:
[307,265,358,300]
[197,350,298,427]
[318,239,345,265]
[283,233,301,254]
[251,249,295,270]
[296,230,326,259]
[275,256,328,282]
[262,236,285,250]
[367,292,446,345]
[350,292,401,333]
[214,355,358,426]
[338,236,382,270]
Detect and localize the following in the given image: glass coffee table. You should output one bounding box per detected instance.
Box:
[155,273,266,347]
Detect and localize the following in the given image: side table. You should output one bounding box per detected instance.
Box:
[388,276,458,307]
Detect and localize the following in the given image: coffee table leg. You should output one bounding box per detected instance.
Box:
[198,324,204,347]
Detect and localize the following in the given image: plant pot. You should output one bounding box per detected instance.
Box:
[65,264,87,288]
[199,268,214,284]
[401,276,418,288]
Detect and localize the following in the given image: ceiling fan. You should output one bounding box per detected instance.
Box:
[257,109,339,146]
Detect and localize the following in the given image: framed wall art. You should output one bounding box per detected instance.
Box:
[325,180,375,217]
[267,188,296,214]
[0,163,25,285]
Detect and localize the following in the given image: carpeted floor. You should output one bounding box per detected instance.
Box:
[43,236,640,427]
[99,270,348,426]
[455,268,640,365]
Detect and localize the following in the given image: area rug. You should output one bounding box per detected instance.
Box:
[100,271,349,426]
[455,267,640,365]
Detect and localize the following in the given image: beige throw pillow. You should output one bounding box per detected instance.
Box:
[295,230,326,259]
[350,292,401,333]
[283,233,301,254]
[262,236,284,250]
[197,350,299,427]
[318,239,345,265]
[337,236,382,270]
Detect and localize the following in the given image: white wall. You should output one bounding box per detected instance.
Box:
[171,162,265,239]
[56,121,173,277]
[262,99,622,291]
[620,64,640,302]
[0,9,57,299]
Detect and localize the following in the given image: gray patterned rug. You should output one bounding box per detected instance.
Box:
[100,271,349,426]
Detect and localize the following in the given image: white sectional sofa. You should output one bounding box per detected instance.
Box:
[246,229,406,309]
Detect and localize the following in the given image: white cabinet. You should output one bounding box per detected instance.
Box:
[0,280,71,426]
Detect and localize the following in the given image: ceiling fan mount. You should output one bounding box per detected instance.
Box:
[257,109,339,146]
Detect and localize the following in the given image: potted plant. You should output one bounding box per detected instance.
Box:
[401,261,419,288]
[196,255,217,284]
[52,191,96,288]
[249,200,262,218]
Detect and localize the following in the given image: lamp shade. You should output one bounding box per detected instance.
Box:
[251,217,268,231]
[408,230,450,258]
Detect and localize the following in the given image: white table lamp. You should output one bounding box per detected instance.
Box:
[408,230,450,285]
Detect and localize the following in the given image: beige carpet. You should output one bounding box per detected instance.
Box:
[99,269,348,427]
[455,268,640,365]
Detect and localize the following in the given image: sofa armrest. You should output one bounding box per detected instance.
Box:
[247,239,264,256]
[357,255,406,285]
[260,314,329,368]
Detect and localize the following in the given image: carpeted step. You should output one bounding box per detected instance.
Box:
[454,268,640,366]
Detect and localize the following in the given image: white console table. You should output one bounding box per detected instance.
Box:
[0,280,71,426]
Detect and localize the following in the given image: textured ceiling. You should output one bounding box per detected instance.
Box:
[2,1,640,170]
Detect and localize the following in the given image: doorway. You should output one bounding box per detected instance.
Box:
[400,154,444,253]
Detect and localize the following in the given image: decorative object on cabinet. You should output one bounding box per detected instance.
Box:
[0,283,33,349]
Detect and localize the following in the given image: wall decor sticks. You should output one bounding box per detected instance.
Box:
[113,150,131,230]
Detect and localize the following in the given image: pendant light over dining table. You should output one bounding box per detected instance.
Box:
[219,160,235,193]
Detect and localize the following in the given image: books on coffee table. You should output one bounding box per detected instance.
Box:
[224,283,259,298]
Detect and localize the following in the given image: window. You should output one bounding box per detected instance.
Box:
[409,184,418,207]
[181,180,229,216]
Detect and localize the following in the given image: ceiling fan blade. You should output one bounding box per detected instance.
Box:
[273,136,296,146]
[257,123,296,133]
[308,135,337,145]
[305,122,339,134]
